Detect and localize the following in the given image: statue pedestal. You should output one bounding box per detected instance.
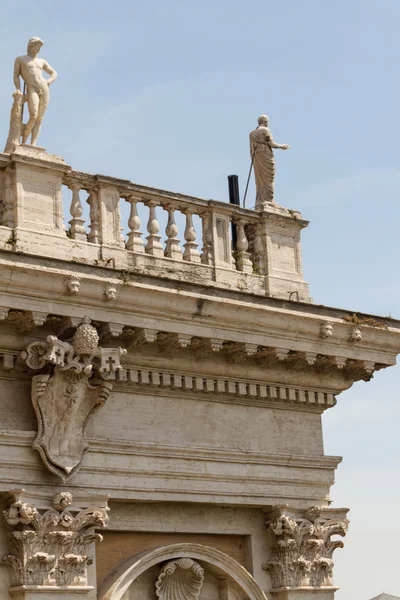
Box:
[256,201,310,302]
[0,144,73,258]
[13,143,66,165]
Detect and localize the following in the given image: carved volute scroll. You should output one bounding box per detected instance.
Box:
[1,491,108,589]
[21,317,127,481]
[264,507,349,590]
[156,558,205,600]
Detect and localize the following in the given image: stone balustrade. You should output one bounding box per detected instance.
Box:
[0,150,310,301]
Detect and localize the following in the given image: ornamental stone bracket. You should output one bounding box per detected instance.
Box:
[263,506,349,593]
[1,490,108,597]
[156,558,205,600]
[20,317,127,482]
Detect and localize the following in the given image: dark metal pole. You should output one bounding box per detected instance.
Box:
[243,147,256,208]
[228,175,240,250]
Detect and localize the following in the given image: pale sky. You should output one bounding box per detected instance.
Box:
[1,1,400,598]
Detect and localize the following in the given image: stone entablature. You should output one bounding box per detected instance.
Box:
[0,147,310,302]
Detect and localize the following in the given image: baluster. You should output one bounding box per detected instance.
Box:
[2,168,15,228]
[126,195,144,253]
[200,211,214,265]
[164,204,182,260]
[145,200,164,257]
[68,183,86,241]
[252,223,264,275]
[235,219,252,273]
[87,187,100,244]
[183,209,201,263]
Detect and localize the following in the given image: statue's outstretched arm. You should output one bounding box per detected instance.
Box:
[268,130,291,150]
[13,58,21,91]
[43,61,57,85]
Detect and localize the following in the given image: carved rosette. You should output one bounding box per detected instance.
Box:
[1,492,108,589]
[156,558,205,600]
[263,508,348,590]
[20,318,127,481]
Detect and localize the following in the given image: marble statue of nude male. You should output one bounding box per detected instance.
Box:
[13,37,57,146]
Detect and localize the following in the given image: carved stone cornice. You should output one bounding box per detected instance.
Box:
[158,332,193,355]
[191,337,224,358]
[286,351,318,369]
[0,302,389,385]
[1,490,108,590]
[9,310,48,333]
[128,327,158,349]
[224,342,258,363]
[316,355,346,374]
[20,318,126,481]
[256,348,290,367]
[54,316,84,337]
[263,506,349,590]
[97,322,125,342]
[344,359,375,382]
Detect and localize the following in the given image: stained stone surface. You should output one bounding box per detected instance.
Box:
[0,149,399,600]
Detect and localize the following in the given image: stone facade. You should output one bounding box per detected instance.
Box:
[0,144,399,600]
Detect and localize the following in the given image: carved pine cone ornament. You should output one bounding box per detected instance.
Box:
[73,319,99,355]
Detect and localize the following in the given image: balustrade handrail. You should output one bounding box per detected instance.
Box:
[63,169,261,222]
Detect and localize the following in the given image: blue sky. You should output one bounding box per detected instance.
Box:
[1,1,400,597]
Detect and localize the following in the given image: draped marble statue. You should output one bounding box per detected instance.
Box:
[4,37,57,153]
[249,115,290,206]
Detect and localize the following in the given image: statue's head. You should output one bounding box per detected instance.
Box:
[258,114,269,126]
[27,37,44,55]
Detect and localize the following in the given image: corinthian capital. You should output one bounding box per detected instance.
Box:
[2,490,108,590]
[263,506,349,591]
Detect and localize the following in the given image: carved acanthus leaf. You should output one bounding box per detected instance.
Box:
[128,328,158,349]
[224,342,258,363]
[263,507,348,590]
[287,351,318,369]
[1,492,108,588]
[345,360,375,382]
[316,355,347,374]
[256,348,290,367]
[156,558,204,600]
[158,333,193,354]
[191,337,224,359]
[98,322,125,342]
[17,311,48,333]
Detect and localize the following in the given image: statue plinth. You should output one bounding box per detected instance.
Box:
[13,143,65,165]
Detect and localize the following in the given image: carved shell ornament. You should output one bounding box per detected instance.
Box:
[156,558,205,600]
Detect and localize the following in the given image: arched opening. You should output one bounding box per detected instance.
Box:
[98,542,268,600]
